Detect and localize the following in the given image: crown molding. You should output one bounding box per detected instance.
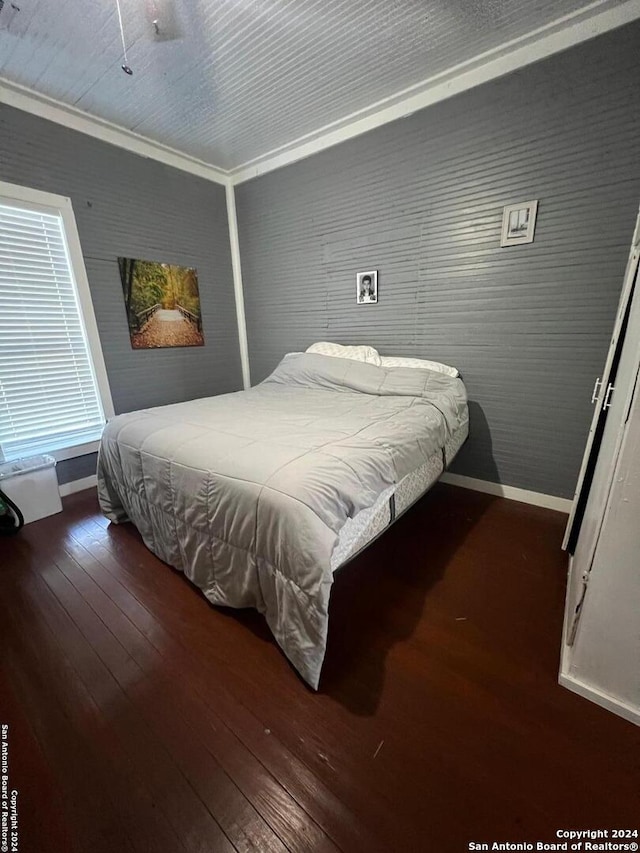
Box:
[230,0,640,184]
[0,77,230,186]
[1,1,638,187]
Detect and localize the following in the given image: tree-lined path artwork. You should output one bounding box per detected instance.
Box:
[118,257,205,349]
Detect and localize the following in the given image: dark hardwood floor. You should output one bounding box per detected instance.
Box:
[1,484,639,853]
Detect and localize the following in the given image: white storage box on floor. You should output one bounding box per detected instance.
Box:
[0,455,62,524]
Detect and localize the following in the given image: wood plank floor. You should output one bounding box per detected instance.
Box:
[1,484,639,853]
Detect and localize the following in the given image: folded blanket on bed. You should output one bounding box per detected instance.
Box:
[97,352,468,687]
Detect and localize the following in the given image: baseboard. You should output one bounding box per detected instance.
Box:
[559,673,640,728]
[58,474,97,497]
[440,472,572,513]
[57,471,570,511]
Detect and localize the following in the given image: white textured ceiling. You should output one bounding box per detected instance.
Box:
[0,0,630,170]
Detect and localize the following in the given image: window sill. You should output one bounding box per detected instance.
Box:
[51,440,101,462]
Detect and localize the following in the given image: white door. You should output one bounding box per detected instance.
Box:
[563,266,640,643]
[563,209,640,555]
[564,354,640,719]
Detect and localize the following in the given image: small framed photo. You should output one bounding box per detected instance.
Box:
[356,270,378,304]
[500,200,538,247]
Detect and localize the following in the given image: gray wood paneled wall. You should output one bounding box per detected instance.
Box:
[236,22,640,499]
[0,104,242,484]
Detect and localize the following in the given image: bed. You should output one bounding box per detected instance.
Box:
[97,347,468,688]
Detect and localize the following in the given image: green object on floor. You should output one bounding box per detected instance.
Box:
[0,487,24,536]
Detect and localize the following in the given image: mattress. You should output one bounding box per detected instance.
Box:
[331,421,468,570]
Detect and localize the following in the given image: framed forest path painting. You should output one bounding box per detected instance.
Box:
[119,257,205,349]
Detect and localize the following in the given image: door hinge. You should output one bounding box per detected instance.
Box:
[567,571,590,646]
[603,382,615,409]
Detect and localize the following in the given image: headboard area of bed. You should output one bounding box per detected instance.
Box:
[305,341,459,377]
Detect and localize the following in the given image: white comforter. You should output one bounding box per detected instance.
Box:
[97,352,468,687]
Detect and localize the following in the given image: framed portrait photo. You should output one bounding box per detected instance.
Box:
[356,270,378,305]
[500,200,538,247]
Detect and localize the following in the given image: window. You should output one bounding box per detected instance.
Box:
[0,182,113,463]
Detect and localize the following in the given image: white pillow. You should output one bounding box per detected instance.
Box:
[379,355,459,377]
[306,341,381,365]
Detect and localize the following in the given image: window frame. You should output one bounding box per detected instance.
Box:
[0,180,115,461]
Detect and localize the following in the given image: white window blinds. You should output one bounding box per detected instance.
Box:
[0,198,106,461]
